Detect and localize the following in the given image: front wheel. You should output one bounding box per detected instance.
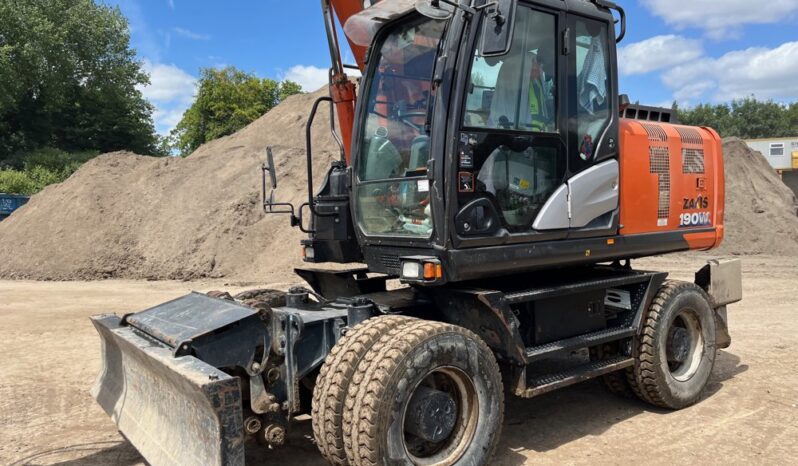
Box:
[632,280,717,409]
[345,321,504,466]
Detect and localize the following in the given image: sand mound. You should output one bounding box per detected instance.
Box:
[714,138,798,256]
[1,103,797,281]
[0,89,339,281]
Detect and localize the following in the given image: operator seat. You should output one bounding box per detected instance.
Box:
[488,54,529,129]
[408,136,430,172]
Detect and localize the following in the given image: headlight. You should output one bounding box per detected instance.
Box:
[401,261,422,279]
[302,245,315,261]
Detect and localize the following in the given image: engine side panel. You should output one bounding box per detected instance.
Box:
[618,119,724,250]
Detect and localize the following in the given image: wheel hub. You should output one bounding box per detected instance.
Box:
[404,385,457,443]
[667,325,691,363]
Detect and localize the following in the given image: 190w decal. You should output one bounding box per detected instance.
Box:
[680,212,711,227]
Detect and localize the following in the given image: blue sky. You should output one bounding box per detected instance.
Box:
[108,0,798,134]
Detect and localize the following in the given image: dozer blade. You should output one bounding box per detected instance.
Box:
[90,314,245,466]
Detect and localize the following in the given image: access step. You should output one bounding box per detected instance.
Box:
[524,326,636,363]
[503,272,656,304]
[515,356,634,399]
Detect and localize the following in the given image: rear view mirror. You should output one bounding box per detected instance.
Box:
[262,147,296,218]
[480,0,516,57]
[265,147,277,189]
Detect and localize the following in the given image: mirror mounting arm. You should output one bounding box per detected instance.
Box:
[589,0,626,43]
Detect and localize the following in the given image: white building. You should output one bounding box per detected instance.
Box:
[744,137,798,197]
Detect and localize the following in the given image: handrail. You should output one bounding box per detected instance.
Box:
[306,96,339,218]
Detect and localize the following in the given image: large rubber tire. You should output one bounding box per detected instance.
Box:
[312,315,417,465]
[344,321,504,466]
[632,280,716,409]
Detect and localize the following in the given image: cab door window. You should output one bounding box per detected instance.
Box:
[459,6,565,232]
[571,18,610,168]
[464,7,557,132]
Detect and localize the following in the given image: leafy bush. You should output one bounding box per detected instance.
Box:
[0,147,96,194]
[0,169,37,195]
[25,147,98,171]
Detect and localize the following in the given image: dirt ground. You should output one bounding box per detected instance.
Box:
[1,254,797,466]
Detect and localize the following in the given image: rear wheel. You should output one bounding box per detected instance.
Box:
[632,280,716,409]
[344,321,504,466]
[312,315,417,465]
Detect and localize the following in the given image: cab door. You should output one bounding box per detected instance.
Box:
[452,4,620,247]
[562,14,620,238]
[530,12,620,237]
[454,3,569,246]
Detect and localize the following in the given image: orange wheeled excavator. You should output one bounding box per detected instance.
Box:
[90,1,742,465]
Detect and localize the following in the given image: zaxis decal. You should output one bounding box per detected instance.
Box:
[683,195,709,210]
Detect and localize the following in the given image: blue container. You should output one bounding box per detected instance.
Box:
[0,194,30,220]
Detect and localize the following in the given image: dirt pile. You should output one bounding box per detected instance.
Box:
[1,103,797,280]
[716,138,798,256]
[0,88,340,281]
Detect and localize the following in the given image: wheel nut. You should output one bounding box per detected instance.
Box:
[244,416,262,435]
[260,424,286,447]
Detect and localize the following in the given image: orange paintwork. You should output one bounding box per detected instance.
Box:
[327,0,369,163]
[328,0,403,163]
[618,120,725,251]
[331,0,369,69]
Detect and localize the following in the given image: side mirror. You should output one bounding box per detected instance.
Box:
[262,147,297,220]
[265,146,277,189]
[480,0,517,57]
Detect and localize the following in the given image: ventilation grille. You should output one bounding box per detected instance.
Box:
[379,253,401,273]
[682,149,705,174]
[676,127,703,146]
[649,146,671,221]
[642,123,668,142]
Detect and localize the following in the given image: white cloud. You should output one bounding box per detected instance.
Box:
[618,35,703,76]
[283,65,330,92]
[173,27,210,41]
[641,0,798,39]
[138,61,197,134]
[662,41,798,102]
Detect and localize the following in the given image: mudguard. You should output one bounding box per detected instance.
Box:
[90,308,249,466]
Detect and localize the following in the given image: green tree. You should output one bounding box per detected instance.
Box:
[728,97,791,139]
[279,80,303,102]
[788,102,798,135]
[171,67,303,156]
[679,103,734,136]
[0,0,158,164]
[678,97,794,139]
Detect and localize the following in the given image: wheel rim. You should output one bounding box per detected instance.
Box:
[665,308,705,382]
[401,366,479,465]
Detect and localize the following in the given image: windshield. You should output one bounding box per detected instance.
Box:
[356,17,446,237]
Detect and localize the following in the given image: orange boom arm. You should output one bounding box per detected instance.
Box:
[321,0,372,163]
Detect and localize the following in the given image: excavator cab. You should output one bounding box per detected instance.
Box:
[273,0,629,284]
